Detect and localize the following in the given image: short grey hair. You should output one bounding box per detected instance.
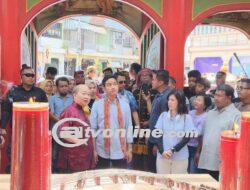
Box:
[72,84,89,96]
[85,79,97,87]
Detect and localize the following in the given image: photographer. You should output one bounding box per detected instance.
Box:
[132,69,157,171]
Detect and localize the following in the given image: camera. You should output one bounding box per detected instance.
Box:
[141,84,150,96]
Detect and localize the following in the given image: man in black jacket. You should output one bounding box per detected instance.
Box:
[147,70,172,173]
[1,65,47,172]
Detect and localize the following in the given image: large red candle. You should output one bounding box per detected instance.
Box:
[10,102,51,190]
[238,112,250,190]
[220,130,239,190]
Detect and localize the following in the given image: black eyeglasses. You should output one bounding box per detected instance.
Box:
[22,73,35,78]
[118,81,126,84]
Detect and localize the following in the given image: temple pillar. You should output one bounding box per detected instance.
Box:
[163,0,187,88]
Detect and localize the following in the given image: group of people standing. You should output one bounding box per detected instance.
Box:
[1,63,250,182]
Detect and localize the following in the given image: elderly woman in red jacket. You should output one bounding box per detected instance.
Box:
[56,84,95,173]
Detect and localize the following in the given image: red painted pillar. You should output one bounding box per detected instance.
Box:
[0,0,21,173]
[1,0,21,85]
[0,2,2,81]
[163,0,187,88]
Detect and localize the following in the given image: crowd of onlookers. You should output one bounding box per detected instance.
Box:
[1,63,250,181]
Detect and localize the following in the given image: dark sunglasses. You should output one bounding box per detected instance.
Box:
[22,73,35,78]
[118,81,126,84]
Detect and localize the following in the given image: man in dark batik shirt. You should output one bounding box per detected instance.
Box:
[132,69,157,171]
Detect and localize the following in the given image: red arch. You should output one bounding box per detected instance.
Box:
[20,0,166,39]
[38,14,140,42]
[187,3,250,36]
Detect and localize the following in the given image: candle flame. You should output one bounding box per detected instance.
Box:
[29,97,35,103]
